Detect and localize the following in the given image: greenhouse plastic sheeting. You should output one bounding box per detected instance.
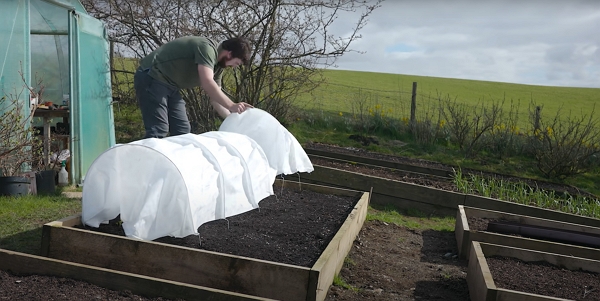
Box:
[219,108,314,175]
[1,0,115,184]
[82,132,276,241]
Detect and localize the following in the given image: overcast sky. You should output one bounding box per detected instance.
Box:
[329,0,600,88]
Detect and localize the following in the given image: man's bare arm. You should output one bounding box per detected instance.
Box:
[197,65,252,115]
[210,99,231,118]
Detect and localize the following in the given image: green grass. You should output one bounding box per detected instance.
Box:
[366,205,456,232]
[453,170,600,219]
[333,274,359,292]
[0,195,81,255]
[300,69,600,125]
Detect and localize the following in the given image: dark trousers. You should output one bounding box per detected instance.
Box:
[134,68,191,138]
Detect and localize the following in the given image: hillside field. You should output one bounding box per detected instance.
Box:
[299,69,600,127]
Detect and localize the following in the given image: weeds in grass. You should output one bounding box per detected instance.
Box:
[333,275,360,292]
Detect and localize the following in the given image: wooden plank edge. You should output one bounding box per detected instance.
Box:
[479,242,600,273]
[467,241,496,301]
[494,288,572,301]
[464,230,600,262]
[292,166,600,228]
[370,193,458,217]
[308,191,370,301]
[43,218,312,301]
[455,205,468,258]
[45,219,310,300]
[464,195,600,228]
[463,206,600,235]
[0,248,274,301]
[298,165,466,208]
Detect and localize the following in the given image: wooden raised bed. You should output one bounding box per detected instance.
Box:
[456,205,600,260]
[40,181,370,301]
[291,165,463,216]
[292,165,600,229]
[467,241,600,301]
[0,248,271,300]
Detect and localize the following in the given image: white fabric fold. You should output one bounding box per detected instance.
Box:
[219,108,314,175]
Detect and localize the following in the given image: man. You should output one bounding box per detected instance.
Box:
[134,36,253,138]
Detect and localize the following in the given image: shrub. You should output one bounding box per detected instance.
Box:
[0,95,42,176]
[527,104,600,179]
[439,95,502,157]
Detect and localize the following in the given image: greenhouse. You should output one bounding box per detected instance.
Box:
[0,0,115,185]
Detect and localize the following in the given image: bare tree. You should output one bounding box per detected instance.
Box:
[0,68,44,176]
[82,0,382,131]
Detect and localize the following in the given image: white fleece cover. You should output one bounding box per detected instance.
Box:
[219,108,314,175]
[82,132,276,241]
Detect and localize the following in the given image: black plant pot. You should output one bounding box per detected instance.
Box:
[36,170,56,195]
[0,176,31,197]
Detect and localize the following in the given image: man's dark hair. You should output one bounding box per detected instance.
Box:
[221,37,251,65]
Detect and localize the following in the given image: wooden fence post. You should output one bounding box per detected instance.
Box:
[534,106,541,131]
[410,82,417,132]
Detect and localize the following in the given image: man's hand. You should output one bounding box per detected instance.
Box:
[229,102,253,114]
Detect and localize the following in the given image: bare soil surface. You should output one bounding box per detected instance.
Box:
[0,270,183,301]
[466,217,600,300]
[2,141,598,300]
[326,221,469,301]
[487,256,600,300]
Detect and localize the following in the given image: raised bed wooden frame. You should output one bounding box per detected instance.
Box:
[467,241,600,301]
[0,248,271,300]
[456,205,600,260]
[290,164,600,229]
[40,181,370,301]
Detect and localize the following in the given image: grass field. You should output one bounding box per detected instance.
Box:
[300,69,600,128]
[0,194,82,254]
[113,58,600,125]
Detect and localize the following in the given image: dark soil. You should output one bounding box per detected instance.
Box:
[326,221,470,301]
[487,256,600,300]
[80,187,359,267]
[467,216,600,300]
[0,269,183,301]
[2,141,598,300]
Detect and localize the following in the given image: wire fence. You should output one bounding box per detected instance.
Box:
[305,80,588,132]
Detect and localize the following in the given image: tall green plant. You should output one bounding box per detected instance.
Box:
[453,169,600,219]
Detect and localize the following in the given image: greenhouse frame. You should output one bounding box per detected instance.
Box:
[0,0,115,185]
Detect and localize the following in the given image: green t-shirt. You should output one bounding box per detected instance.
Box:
[139,36,223,89]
